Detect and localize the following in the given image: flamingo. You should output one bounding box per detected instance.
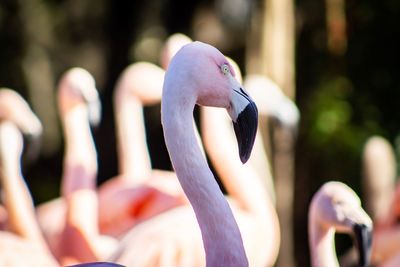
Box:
[340,136,400,267]
[79,39,257,266]
[199,106,280,266]
[104,40,259,266]
[160,33,193,70]
[0,88,43,229]
[0,89,58,266]
[357,136,400,266]
[362,135,396,226]
[37,68,117,265]
[160,41,258,266]
[107,54,279,266]
[98,33,207,238]
[244,74,299,132]
[308,181,373,267]
[97,61,189,237]
[0,88,43,136]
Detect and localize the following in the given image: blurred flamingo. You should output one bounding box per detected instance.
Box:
[97,61,189,237]
[36,68,117,265]
[308,181,373,267]
[199,105,280,266]
[98,33,202,238]
[0,89,58,266]
[357,136,400,266]
[362,135,396,226]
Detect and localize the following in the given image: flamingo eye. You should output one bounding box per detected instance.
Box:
[221,64,230,75]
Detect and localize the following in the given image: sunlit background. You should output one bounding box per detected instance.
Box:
[1,0,399,266]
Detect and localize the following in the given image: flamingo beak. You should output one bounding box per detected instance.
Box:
[80,86,102,128]
[22,131,42,166]
[352,223,373,267]
[87,98,101,128]
[231,89,258,163]
[21,118,43,166]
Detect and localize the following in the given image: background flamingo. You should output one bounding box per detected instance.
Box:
[97,61,189,237]
[243,74,300,204]
[96,33,208,238]
[0,89,58,266]
[362,135,396,226]
[200,106,280,266]
[308,181,373,267]
[37,68,117,265]
[339,136,400,266]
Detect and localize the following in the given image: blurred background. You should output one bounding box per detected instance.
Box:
[0,0,399,266]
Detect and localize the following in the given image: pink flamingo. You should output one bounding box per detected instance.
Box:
[108,56,279,266]
[160,41,258,266]
[160,33,193,70]
[104,40,259,266]
[37,68,117,265]
[98,33,205,238]
[0,89,58,266]
[0,88,43,137]
[244,74,299,131]
[200,106,280,266]
[97,61,189,237]
[362,135,396,226]
[82,39,257,266]
[358,136,400,266]
[308,181,373,267]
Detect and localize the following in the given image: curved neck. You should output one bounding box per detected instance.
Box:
[60,104,100,253]
[201,107,271,219]
[61,105,97,195]
[114,91,151,181]
[0,126,50,252]
[162,91,248,266]
[309,215,339,267]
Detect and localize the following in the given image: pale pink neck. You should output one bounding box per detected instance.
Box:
[162,92,248,266]
[60,105,100,242]
[201,108,271,219]
[0,126,50,251]
[114,92,151,181]
[309,217,339,267]
[61,106,97,195]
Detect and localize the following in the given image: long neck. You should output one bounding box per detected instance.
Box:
[201,107,271,219]
[162,93,248,267]
[0,125,51,252]
[114,91,151,181]
[61,105,99,242]
[309,214,339,267]
[61,105,97,195]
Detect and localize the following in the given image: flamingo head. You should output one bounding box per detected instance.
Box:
[0,89,42,163]
[58,67,101,127]
[164,41,258,163]
[160,33,193,69]
[0,88,42,138]
[311,181,373,267]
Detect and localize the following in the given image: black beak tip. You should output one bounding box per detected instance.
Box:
[233,101,258,164]
[22,132,42,166]
[88,101,102,129]
[353,223,373,267]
